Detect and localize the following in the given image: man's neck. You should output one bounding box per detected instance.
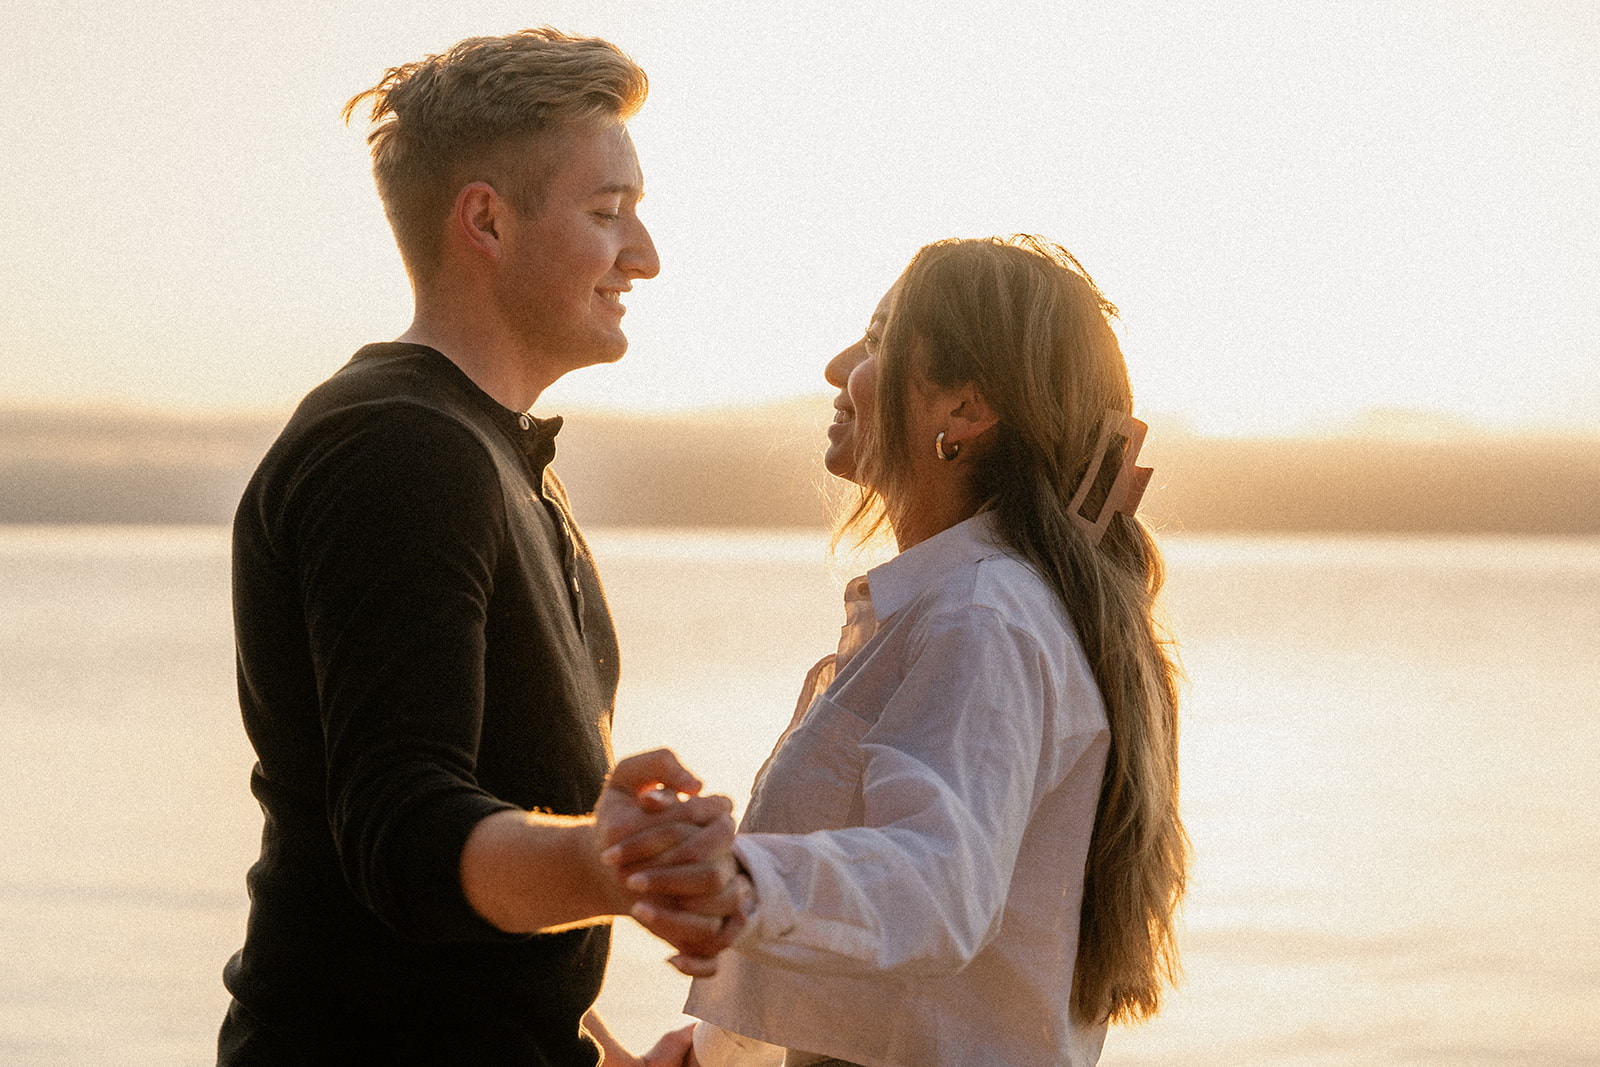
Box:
[396,313,553,414]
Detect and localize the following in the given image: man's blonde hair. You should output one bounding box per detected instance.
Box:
[343,28,648,280]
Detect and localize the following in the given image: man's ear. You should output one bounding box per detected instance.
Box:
[452,181,505,260]
[944,383,1000,446]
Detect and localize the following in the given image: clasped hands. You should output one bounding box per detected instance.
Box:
[595,749,753,977]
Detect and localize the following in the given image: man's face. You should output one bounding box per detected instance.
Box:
[497,123,659,376]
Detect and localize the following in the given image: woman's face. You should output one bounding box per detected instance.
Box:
[823,283,898,485]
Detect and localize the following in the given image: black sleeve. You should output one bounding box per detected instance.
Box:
[283,402,521,942]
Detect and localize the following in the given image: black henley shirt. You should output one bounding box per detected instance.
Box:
[220,343,620,1065]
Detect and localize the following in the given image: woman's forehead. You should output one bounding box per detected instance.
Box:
[870,277,903,322]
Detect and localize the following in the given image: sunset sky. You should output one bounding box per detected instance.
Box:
[2,1,1595,436]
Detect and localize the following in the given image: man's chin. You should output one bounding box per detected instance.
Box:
[595,335,629,364]
[564,342,628,373]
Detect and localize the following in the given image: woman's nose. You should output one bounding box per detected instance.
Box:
[825,341,862,388]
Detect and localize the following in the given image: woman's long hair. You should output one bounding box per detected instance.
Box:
[843,235,1189,1025]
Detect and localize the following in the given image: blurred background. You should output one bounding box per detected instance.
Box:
[1,2,1595,1064]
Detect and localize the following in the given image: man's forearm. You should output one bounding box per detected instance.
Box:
[459,748,742,965]
[459,808,627,933]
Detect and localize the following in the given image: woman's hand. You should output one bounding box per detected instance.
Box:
[629,863,753,976]
[584,1011,694,1067]
[593,750,746,974]
[638,1024,696,1067]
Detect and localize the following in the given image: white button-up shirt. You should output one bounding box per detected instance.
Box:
[687,514,1111,1066]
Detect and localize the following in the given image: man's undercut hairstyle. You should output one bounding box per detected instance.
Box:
[344,27,648,280]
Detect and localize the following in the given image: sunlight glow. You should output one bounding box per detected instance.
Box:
[0,2,1594,437]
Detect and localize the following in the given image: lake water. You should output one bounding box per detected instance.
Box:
[0,525,1596,1065]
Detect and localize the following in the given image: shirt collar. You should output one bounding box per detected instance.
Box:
[351,342,564,468]
[860,511,1007,623]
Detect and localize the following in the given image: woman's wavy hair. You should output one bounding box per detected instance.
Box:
[343,27,648,281]
[844,234,1189,1025]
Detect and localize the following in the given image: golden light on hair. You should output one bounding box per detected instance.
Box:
[342,27,648,281]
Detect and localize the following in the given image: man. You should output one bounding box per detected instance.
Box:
[220,29,740,1065]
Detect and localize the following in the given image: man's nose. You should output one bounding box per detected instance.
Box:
[622,218,660,279]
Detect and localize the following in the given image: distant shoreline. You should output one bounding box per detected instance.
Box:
[4,405,1598,534]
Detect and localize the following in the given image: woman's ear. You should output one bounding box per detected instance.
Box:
[943,384,999,446]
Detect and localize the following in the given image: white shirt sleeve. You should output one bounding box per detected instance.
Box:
[731,606,1099,978]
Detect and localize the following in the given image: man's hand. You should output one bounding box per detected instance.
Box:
[593,750,746,974]
[592,748,732,883]
[459,750,744,940]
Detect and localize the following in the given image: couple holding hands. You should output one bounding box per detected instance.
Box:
[218,27,1186,1067]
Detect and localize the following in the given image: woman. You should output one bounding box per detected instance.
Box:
[630,235,1188,1066]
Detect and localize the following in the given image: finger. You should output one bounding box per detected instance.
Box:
[636,809,736,870]
[627,794,733,831]
[603,808,735,871]
[632,898,732,939]
[645,810,735,863]
[636,895,742,934]
[625,861,736,898]
[675,794,735,826]
[637,792,734,823]
[630,792,732,824]
[606,748,703,799]
[635,787,676,814]
[655,874,750,933]
[632,900,742,960]
[600,802,734,865]
[637,870,754,929]
[601,823,698,868]
[668,952,721,978]
[598,794,719,847]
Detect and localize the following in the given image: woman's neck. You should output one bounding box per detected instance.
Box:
[889,492,981,552]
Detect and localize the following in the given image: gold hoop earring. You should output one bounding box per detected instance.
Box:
[935,431,960,461]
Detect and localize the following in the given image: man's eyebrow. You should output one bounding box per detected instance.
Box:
[594,182,643,200]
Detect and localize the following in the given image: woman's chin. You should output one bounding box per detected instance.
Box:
[823,451,863,486]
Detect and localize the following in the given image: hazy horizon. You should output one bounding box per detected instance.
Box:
[5,401,1598,534]
[5,393,1598,443]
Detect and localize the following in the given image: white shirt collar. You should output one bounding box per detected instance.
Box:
[861,511,1007,623]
